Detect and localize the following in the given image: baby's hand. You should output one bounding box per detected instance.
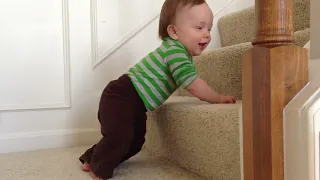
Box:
[217,96,236,104]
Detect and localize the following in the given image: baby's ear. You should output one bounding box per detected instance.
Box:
[167,25,178,40]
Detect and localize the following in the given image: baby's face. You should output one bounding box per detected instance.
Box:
[173,3,213,56]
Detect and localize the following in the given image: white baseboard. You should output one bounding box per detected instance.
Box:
[0,128,101,154]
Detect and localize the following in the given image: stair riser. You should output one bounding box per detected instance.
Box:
[145,105,242,180]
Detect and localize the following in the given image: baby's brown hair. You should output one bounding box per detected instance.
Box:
[158,0,206,40]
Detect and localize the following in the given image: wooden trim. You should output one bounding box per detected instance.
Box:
[242,0,309,179]
[252,0,294,47]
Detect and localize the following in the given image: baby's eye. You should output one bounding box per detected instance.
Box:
[196,26,202,30]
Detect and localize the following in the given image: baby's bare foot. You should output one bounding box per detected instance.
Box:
[81,162,90,172]
[89,171,105,180]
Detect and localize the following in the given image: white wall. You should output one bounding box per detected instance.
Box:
[283,0,320,178]
[0,0,100,153]
[0,0,254,153]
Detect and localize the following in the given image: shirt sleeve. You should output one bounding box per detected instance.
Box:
[164,47,198,89]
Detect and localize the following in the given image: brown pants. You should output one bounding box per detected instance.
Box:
[79,74,147,179]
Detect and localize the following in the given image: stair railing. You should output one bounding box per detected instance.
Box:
[242,0,309,180]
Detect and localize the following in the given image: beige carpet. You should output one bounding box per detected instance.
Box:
[146,96,242,180]
[0,146,203,180]
[217,0,310,47]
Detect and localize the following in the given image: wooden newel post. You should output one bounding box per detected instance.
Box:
[252,0,295,46]
[242,0,308,180]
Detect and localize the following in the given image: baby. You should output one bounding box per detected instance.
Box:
[79,0,236,179]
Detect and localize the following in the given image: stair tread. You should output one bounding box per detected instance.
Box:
[0,146,204,180]
[161,96,242,110]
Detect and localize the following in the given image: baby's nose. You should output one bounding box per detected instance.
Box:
[203,32,210,38]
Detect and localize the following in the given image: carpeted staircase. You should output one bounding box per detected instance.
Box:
[0,0,310,180]
[144,0,310,180]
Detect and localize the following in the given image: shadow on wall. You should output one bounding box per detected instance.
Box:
[304,40,320,83]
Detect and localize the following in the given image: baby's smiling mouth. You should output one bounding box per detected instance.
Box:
[199,43,207,49]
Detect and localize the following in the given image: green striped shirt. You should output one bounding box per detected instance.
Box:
[126,37,198,111]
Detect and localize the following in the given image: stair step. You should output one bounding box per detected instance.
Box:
[294,28,310,47]
[178,42,252,99]
[217,0,310,47]
[0,146,204,180]
[145,96,242,180]
[177,28,310,99]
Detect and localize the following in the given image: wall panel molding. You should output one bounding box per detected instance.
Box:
[90,0,160,69]
[0,128,100,154]
[0,0,71,111]
[215,0,237,16]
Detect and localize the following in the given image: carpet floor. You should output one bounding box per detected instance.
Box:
[0,146,203,180]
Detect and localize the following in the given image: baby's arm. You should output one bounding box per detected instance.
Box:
[163,46,235,104]
[186,78,236,104]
